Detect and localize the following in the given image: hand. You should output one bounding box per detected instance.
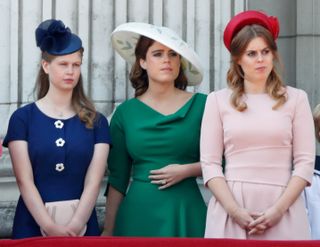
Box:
[42,223,76,236]
[101,228,112,236]
[248,206,284,235]
[149,164,188,189]
[67,217,86,236]
[229,207,255,230]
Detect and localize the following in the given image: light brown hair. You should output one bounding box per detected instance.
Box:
[313,104,320,142]
[227,24,287,111]
[129,36,188,97]
[34,49,96,128]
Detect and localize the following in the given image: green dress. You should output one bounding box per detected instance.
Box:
[107,93,207,237]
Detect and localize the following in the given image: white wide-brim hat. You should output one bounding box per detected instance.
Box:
[111,22,203,86]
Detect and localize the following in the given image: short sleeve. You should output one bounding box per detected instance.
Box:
[3,108,29,147]
[94,113,112,144]
[291,90,315,185]
[105,108,132,196]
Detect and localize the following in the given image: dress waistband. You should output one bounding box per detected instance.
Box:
[225,147,292,186]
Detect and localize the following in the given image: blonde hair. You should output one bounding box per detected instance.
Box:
[34,49,96,128]
[227,24,287,112]
[313,104,320,142]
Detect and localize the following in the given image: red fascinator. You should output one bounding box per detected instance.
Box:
[223,10,279,51]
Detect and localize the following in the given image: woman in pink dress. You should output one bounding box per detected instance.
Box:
[201,10,315,240]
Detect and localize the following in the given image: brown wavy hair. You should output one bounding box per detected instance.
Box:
[129,36,188,97]
[227,24,287,111]
[34,49,97,128]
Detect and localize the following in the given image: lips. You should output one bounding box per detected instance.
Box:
[160,67,173,71]
[255,66,266,72]
[63,79,74,83]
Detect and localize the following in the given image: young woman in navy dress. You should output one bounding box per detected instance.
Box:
[3,19,111,238]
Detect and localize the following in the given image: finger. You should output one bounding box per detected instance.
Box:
[250,212,264,219]
[149,169,163,175]
[149,174,164,180]
[248,216,265,228]
[150,179,166,185]
[68,230,77,237]
[159,182,171,190]
[248,228,264,235]
[255,225,267,232]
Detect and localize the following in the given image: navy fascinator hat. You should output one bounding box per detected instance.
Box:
[35,19,82,55]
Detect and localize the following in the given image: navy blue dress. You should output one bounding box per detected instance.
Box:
[3,103,111,239]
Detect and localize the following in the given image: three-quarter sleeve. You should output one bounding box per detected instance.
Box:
[200,92,225,186]
[106,109,132,195]
[291,89,315,185]
[3,108,28,147]
[94,113,112,144]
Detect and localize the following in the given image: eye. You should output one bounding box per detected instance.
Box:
[152,52,162,57]
[169,51,178,57]
[247,51,257,57]
[262,49,270,55]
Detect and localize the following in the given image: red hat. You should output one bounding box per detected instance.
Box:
[223,10,280,51]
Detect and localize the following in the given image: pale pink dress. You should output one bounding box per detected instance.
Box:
[201,86,315,240]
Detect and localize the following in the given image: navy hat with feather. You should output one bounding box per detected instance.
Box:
[35,19,82,55]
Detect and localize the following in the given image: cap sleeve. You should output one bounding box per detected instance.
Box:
[94,113,112,144]
[3,108,29,147]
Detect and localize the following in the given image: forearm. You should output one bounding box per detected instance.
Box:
[9,141,55,232]
[272,176,308,214]
[182,162,202,178]
[70,180,102,228]
[207,177,240,215]
[18,180,55,231]
[102,185,124,235]
[69,143,109,229]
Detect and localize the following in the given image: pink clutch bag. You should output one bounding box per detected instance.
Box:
[41,199,87,236]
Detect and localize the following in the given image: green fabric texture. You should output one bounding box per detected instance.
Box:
[107,93,207,237]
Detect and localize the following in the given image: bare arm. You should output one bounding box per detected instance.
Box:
[101,185,124,236]
[207,177,254,229]
[8,141,72,236]
[149,162,202,189]
[67,143,110,235]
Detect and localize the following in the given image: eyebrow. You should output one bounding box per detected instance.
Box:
[246,46,270,52]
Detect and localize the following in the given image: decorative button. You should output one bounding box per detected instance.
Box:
[55,138,65,147]
[55,163,65,172]
[54,120,64,129]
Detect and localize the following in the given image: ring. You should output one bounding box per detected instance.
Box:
[162,179,166,185]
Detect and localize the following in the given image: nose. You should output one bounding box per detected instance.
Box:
[257,52,263,62]
[66,65,74,74]
[163,53,170,63]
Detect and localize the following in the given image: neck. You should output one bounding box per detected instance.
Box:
[44,88,73,107]
[143,80,177,100]
[244,79,267,94]
[39,88,75,119]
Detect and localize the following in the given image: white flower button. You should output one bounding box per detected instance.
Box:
[55,138,65,147]
[54,120,64,129]
[55,163,65,172]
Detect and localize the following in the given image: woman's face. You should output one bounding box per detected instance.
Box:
[237,37,274,84]
[42,51,82,92]
[139,41,181,85]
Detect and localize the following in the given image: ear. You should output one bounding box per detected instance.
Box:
[41,60,49,74]
[139,58,147,70]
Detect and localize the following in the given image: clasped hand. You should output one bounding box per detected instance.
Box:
[231,206,283,235]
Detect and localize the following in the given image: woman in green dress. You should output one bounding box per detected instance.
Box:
[101,22,207,237]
